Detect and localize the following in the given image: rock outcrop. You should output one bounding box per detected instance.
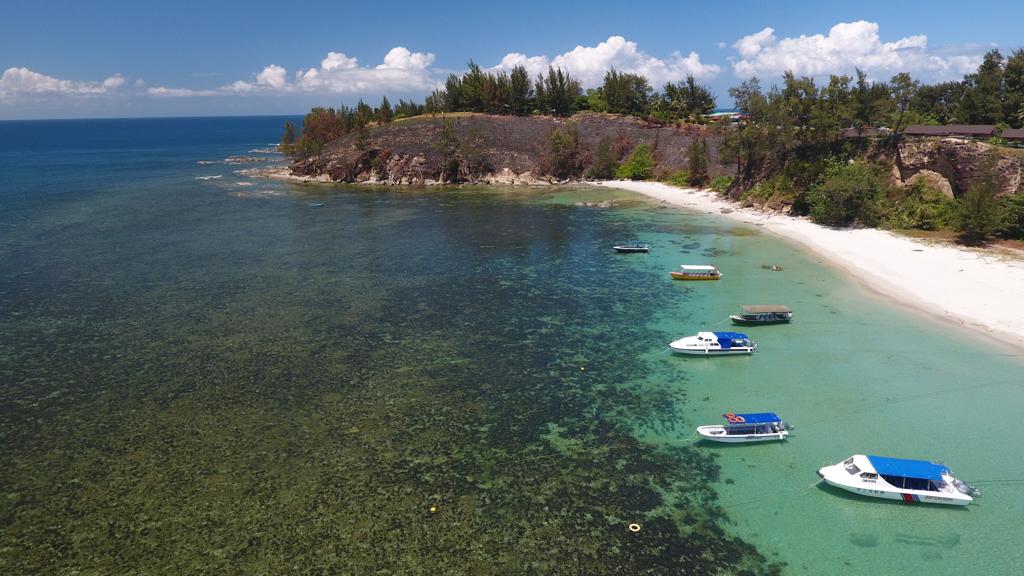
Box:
[897,137,1022,197]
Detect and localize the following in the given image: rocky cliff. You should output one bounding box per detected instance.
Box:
[896,137,1022,197]
[290,113,724,185]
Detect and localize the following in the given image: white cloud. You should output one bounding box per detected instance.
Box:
[491,36,720,87]
[255,64,287,89]
[0,67,126,99]
[730,21,982,81]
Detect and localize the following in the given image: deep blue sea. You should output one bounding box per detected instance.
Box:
[1,116,1022,575]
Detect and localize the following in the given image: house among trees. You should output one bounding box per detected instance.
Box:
[1002,128,1024,143]
[904,125,997,138]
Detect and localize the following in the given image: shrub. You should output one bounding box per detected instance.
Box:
[998,192,1024,239]
[663,170,690,187]
[711,175,733,194]
[886,181,955,231]
[955,158,1001,244]
[616,144,654,180]
[686,138,709,187]
[586,136,618,179]
[546,123,583,180]
[806,161,885,227]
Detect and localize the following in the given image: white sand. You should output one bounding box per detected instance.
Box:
[598,180,1024,352]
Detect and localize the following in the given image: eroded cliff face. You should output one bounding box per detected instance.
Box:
[897,138,1022,197]
[289,113,723,185]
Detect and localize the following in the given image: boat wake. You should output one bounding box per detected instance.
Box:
[194,175,222,181]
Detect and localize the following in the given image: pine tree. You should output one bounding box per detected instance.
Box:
[378,96,393,124]
[279,121,297,158]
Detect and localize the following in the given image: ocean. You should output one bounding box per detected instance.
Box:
[1,116,1022,575]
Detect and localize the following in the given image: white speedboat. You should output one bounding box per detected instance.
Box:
[697,412,789,443]
[670,331,756,355]
[817,454,978,506]
[613,241,650,253]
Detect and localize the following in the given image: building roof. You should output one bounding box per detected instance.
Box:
[1002,128,1024,140]
[723,412,782,424]
[904,124,997,137]
[740,305,792,314]
[867,455,950,481]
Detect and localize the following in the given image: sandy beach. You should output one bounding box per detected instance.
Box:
[599,180,1024,352]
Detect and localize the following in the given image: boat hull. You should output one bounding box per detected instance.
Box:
[670,346,754,355]
[697,425,788,443]
[614,247,649,253]
[817,462,972,506]
[670,272,721,280]
[729,315,792,326]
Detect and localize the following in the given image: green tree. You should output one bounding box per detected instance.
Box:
[601,68,651,116]
[686,138,710,187]
[586,136,618,179]
[998,192,1024,239]
[662,76,716,120]
[954,157,1002,244]
[435,118,460,182]
[545,123,583,180]
[889,72,919,134]
[377,96,393,123]
[806,161,885,227]
[279,121,297,158]
[1004,49,1024,128]
[535,67,581,116]
[616,144,654,180]
[353,118,369,151]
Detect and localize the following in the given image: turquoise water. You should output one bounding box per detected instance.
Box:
[1,118,1022,574]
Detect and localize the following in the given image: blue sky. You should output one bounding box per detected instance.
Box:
[2,0,1022,119]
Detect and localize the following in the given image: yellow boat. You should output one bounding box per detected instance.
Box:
[670,265,722,280]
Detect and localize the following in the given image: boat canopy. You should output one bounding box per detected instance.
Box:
[722,412,782,424]
[679,265,718,271]
[711,331,749,349]
[867,455,950,481]
[740,305,792,314]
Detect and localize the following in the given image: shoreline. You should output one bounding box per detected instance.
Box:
[596,180,1024,354]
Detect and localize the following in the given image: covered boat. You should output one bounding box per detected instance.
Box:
[670,265,721,280]
[730,305,793,325]
[817,454,978,506]
[613,241,650,253]
[669,331,756,355]
[697,412,789,443]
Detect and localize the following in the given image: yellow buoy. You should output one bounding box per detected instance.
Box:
[580,366,586,371]
[429,506,437,513]
[628,523,641,533]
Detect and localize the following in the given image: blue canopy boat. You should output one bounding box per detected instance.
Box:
[817,454,979,506]
[697,412,790,443]
[670,331,756,355]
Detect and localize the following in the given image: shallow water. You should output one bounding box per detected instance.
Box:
[1,117,1022,575]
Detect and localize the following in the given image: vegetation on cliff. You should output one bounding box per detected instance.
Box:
[285,48,1024,244]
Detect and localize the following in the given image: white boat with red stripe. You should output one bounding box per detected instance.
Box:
[817,454,978,506]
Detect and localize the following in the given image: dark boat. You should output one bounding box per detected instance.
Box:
[730,305,793,325]
[613,241,650,253]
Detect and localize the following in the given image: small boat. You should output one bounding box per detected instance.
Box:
[730,305,794,325]
[613,241,650,253]
[670,331,756,355]
[817,454,979,506]
[697,412,789,443]
[670,265,722,280]
[307,202,324,207]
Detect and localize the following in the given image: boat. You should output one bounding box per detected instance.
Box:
[307,202,324,207]
[669,331,756,355]
[730,305,794,325]
[613,241,650,253]
[817,454,979,506]
[670,265,721,280]
[697,412,789,443]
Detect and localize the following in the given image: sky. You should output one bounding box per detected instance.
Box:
[1,0,1022,120]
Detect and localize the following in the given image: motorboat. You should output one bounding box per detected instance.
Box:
[730,305,794,325]
[697,412,789,443]
[669,331,756,355]
[817,454,978,506]
[670,264,721,280]
[613,241,650,253]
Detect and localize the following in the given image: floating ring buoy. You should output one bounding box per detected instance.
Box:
[628,523,641,533]
[725,413,745,424]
